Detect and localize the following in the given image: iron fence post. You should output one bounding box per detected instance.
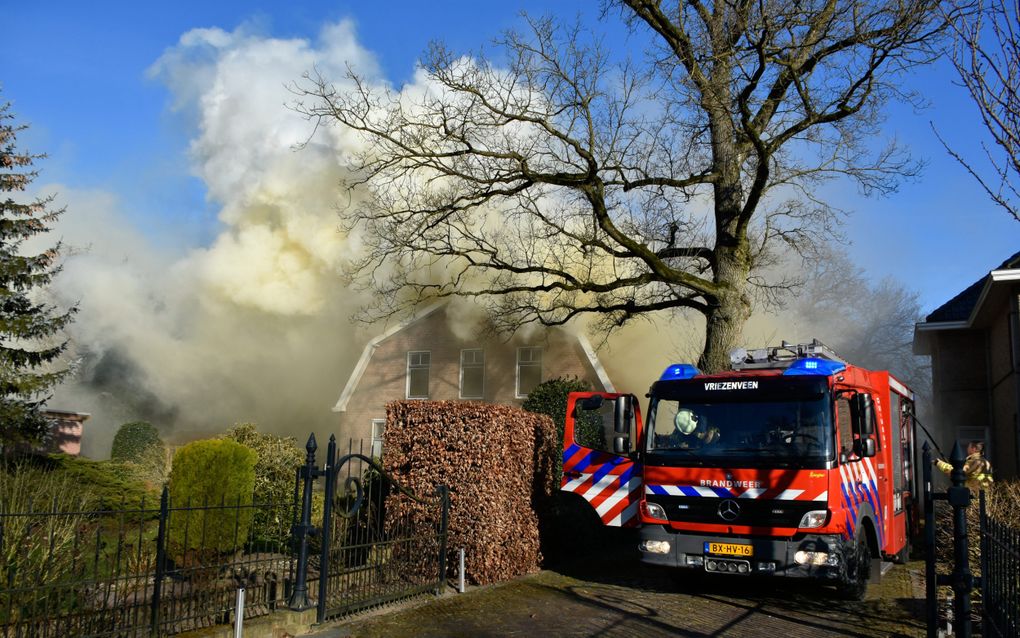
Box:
[437,484,450,595]
[947,441,973,638]
[923,442,936,638]
[288,434,319,610]
[315,435,337,623]
[150,486,169,637]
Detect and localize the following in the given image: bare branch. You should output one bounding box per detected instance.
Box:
[293,1,952,369]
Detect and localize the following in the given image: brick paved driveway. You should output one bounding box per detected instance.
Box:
[303,530,926,638]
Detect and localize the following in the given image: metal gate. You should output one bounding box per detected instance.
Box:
[288,434,450,623]
[979,491,1020,638]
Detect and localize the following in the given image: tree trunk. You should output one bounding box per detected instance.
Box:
[698,246,753,374]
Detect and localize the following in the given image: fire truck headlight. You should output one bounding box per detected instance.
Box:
[798,510,828,529]
[640,540,671,554]
[794,550,839,566]
[645,502,668,521]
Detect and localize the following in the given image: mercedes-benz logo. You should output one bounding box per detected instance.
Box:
[718,499,741,522]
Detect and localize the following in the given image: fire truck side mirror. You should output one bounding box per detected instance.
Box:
[850,393,876,437]
[860,394,875,436]
[614,395,633,434]
[853,437,877,458]
[613,435,631,454]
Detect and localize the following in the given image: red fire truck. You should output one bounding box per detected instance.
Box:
[561,341,918,598]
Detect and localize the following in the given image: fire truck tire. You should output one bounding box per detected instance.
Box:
[837,536,870,601]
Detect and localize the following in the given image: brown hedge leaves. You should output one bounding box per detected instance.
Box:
[384,400,558,586]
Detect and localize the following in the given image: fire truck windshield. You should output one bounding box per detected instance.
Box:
[645,378,834,467]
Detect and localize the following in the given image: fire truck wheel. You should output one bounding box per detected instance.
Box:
[837,536,870,601]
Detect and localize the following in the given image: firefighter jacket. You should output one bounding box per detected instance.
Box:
[935,452,993,490]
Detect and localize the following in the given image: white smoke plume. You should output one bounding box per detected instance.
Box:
[48,21,391,457]
[42,19,927,459]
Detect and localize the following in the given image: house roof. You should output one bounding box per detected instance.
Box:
[42,410,92,421]
[924,250,1020,323]
[914,250,1020,354]
[332,302,615,412]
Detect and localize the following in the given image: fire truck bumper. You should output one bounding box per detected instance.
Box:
[638,524,848,579]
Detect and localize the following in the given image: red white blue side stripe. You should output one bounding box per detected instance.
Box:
[838,458,884,544]
[561,444,642,527]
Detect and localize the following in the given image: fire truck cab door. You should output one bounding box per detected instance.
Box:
[561,392,643,527]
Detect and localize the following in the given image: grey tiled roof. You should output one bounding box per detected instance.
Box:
[925,250,1020,323]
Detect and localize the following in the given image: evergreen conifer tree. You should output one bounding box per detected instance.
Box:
[0,99,76,452]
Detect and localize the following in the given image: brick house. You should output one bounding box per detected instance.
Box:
[333,303,615,455]
[42,409,90,456]
[913,250,1020,479]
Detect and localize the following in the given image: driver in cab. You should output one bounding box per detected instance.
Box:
[654,407,721,449]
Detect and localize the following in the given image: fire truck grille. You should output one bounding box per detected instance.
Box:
[646,495,818,527]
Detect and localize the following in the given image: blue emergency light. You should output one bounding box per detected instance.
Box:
[782,357,846,376]
[659,364,701,380]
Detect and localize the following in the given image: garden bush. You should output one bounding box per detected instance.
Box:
[221,423,302,547]
[0,462,95,623]
[110,422,169,489]
[167,439,257,554]
[523,377,592,485]
[110,421,164,463]
[12,453,158,512]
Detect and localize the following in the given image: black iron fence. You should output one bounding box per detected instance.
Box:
[1,489,294,637]
[923,441,1020,638]
[980,491,1020,638]
[2,434,449,637]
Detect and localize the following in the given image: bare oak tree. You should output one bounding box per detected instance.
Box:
[792,247,930,399]
[941,0,1020,221]
[296,0,951,371]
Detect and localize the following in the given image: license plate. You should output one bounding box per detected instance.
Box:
[704,542,753,557]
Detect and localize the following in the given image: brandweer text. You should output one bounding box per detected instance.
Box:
[700,479,763,488]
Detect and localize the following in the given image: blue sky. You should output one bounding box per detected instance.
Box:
[4,0,1018,314]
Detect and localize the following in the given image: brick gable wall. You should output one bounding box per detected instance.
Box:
[337,306,609,444]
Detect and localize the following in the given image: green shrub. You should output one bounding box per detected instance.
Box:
[221,423,302,547]
[110,421,165,463]
[523,377,591,484]
[25,453,157,512]
[167,439,257,554]
[0,462,95,623]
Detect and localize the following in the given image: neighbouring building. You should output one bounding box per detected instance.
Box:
[42,409,90,456]
[333,303,615,456]
[913,250,1020,480]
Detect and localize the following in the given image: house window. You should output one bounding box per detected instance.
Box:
[516,346,543,398]
[371,419,385,459]
[406,351,430,399]
[460,349,485,399]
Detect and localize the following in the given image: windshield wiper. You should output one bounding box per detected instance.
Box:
[647,448,705,466]
[654,447,700,456]
[721,447,782,456]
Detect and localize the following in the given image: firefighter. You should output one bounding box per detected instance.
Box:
[670,408,720,448]
[934,440,993,490]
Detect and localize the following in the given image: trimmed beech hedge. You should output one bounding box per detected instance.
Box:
[383,400,557,585]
